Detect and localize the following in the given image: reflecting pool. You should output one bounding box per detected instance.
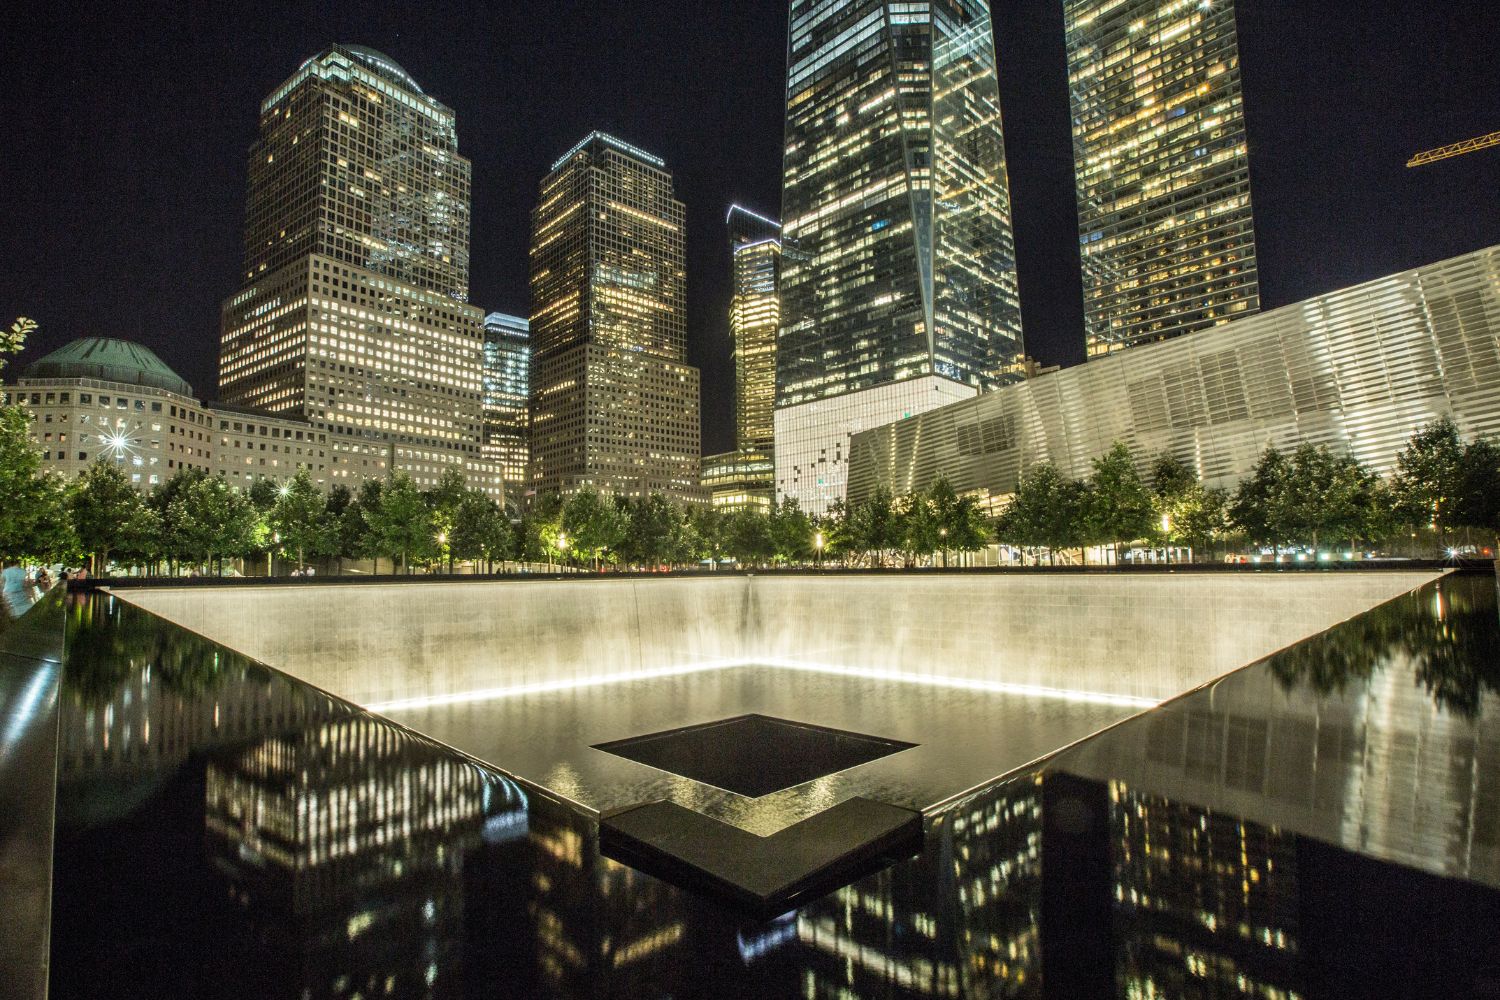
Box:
[34,573,1500,996]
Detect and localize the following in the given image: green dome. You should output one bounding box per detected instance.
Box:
[25,338,194,397]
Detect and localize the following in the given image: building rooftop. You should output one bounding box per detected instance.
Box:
[338,44,424,94]
[23,337,194,397]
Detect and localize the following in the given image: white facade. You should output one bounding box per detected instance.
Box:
[775,375,976,514]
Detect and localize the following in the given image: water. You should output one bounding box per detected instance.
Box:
[43,573,1500,997]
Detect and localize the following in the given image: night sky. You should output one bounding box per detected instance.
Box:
[2,2,1497,455]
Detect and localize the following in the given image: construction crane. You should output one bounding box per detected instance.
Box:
[1407,130,1500,168]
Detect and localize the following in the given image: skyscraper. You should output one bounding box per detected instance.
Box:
[528,132,701,501]
[701,205,780,513]
[727,205,780,455]
[219,45,487,489]
[776,0,1024,514]
[1067,0,1259,356]
[482,311,531,505]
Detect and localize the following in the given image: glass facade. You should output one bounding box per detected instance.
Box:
[848,243,1500,506]
[1067,0,1259,356]
[699,449,774,513]
[219,46,489,492]
[727,205,781,455]
[777,0,1022,513]
[528,133,701,501]
[481,312,530,499]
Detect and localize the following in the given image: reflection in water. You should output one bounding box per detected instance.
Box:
[1269,573,1500,719]
[47,578,1500,998]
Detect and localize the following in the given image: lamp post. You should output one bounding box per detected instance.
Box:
[939,527,948,569]
[556,532,568,574]
[267,531,279,578]
[814,530,824,569]
[436,531,448,575]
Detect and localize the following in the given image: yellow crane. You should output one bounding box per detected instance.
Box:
[1407,130,1500,168]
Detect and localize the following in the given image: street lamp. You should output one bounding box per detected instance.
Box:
[814,530,824,569]
[555,532,568,574]
[267,531,280,578]
[939,526,948,569]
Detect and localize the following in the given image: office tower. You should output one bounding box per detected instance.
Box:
[776,0,1024,514]
[528,132,702,501]
[701,205,781,512]
[482,312,531,504]
[727,205,780,454]
[218,44,487,489]
[1066,0,1259,355]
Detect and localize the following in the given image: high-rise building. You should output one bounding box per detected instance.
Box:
[1067,0,1259,356]
[481,311,531,505]
[775,0,1024,514]
[528,131,701,501]
[218,45,488,490]
[701,205,781,512]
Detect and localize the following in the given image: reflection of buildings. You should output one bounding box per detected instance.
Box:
[481,311,531,506]
[775,0,1024,514]
[1066,0,1258,355]
[204,716,501,998]
[1110,782,1300,998]
[527,132,702,502]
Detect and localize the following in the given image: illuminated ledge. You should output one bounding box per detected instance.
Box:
[600,798,922,917]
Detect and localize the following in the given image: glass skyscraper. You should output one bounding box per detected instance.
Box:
[219,45,489,492]
[1067,0,1259,356]
[528,132,701,501]
[481,312,531,502]
[775,0,1023,514]
[727,205,781,455]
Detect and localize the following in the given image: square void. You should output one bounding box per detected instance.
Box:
[593,714,917,798]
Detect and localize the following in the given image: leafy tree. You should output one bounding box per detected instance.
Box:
[560,487,626,570]
[1085,442,1155,563]
[1150,454,1226,562]
[1280,444,1381,551]
[929,478,990,562]
[1391,417,1466,541]
[269,468,332,569]
[620,493,683,568]
[683,503,725,567]
[425,468,469,572]
[995,464,1089,564]
[450,490,511,571]
[768,497,814,565]
[1229,447,1291,551]
[1453,437,1500,552]
[724,508,774,565]
[247,476,281,514]
[844,486,901,566]
[163,472,260,572]
[0,317,71,564]
[896,488,940,566]
[366,473,434,573]
[69,460,151,571]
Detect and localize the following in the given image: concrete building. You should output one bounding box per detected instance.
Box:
[1067,0,1259,355]
[217,45,489,492]
[482,311,531,507]
[6,337,327,490]
[528,132,701,501]
[847,244,1500,507]
[775,0,1023,514]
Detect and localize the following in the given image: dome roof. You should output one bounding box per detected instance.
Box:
[340,44,424,94]
[24,338,194,397]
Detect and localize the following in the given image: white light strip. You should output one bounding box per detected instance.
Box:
[364,657,1160,714]
[365,658,741,713]
[755,658,1162,709]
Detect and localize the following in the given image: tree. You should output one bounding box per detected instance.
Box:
[365,473,434,573]
[561,488,626,571]
[269,468,332,569]
[995,464,1089,564]
[683,503,725,568]
[69,460,151,571]
[929,479,990,563]
[1150,454,1226,562]
[768,497,814,565]
[1229,447,1291,551]
[844,486,901,566]
[1453,437,1500,552]
[620,493,683,568]
[1280,444,1381,552]
[1392,417,1466,542]
[896,488,940,566]
[724,508,774,565]
[450,490,511,572]
[0,317,72,564]
[425,468,469,572]
[247,476,281,515]
[1085,442,1155,563]
[163,472,260,572]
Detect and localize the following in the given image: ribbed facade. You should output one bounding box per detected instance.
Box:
[482,312,530,499]
[219,46,487,492]
[1067,0,1258,356]
[848,245,1500,505]
[727,205,781,455]
[776,0,1021,514]
[528,133,701,500]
